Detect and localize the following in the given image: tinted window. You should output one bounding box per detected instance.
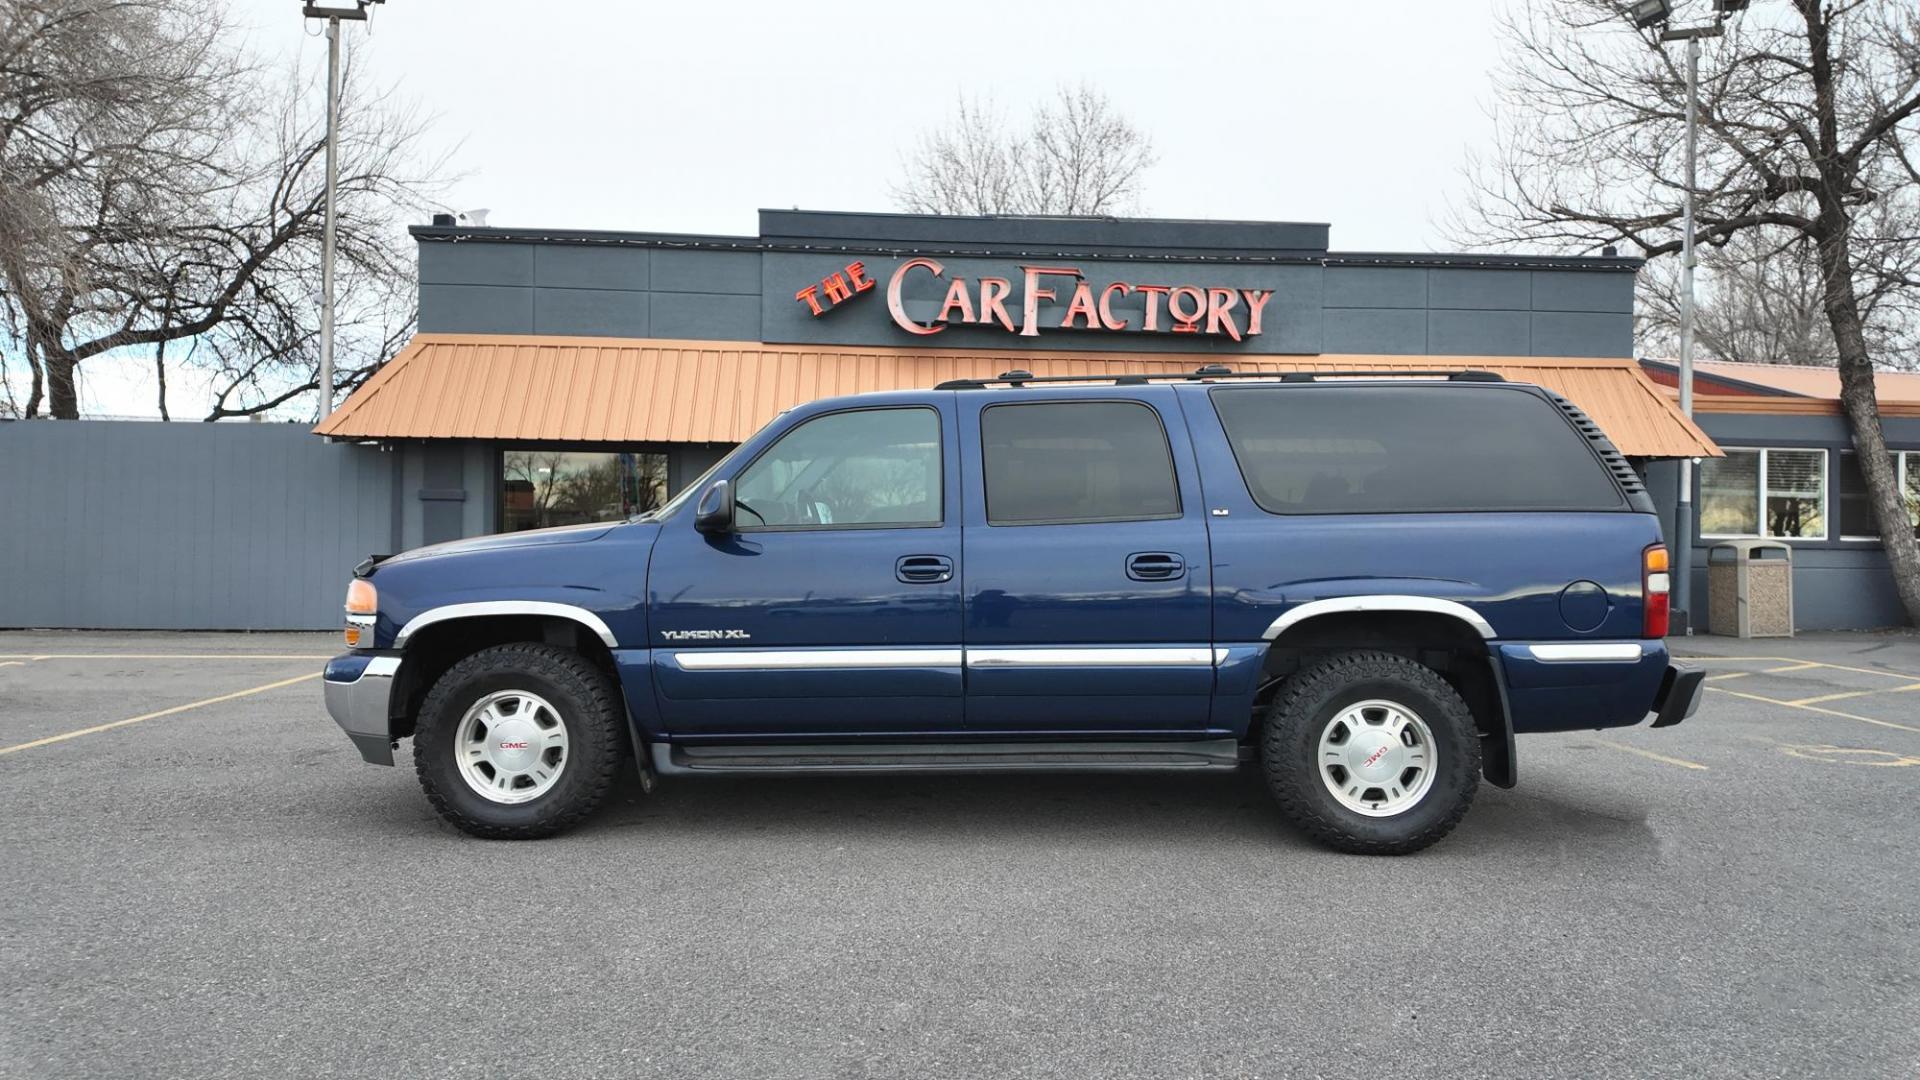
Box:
[982,401,1180,525]
[1211,386,1623,514]
[734,408,941,528]
[1838,451,1895,538]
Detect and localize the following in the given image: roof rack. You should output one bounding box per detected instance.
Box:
[932,366,1506,390]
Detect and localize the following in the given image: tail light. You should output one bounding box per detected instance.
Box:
[1643,544,1670,639]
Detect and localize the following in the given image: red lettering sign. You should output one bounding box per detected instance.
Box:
[851,260,1275,339]
[794,261,877,318]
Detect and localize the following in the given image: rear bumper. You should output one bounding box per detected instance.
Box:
[1650,663,1705,729]
[1497,641,1671,733]
[322,652,402,765]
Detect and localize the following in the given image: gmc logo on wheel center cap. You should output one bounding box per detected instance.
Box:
[498,741,529,750]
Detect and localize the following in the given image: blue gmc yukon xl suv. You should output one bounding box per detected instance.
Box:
[323,368,1703,854]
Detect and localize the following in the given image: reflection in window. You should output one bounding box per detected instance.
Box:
[733,408,941,528]
[1908,453,1920,532]
[501,450,668,532]
[982,401,1180,525]
[1700,448,1825,540]
[1765,449,1825,538]
[1700,450,1760,536]
[1841,450,1920,539]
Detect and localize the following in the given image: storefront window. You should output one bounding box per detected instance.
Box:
[1839,450,1920,540]
[1700,448,1825,540]
[1700,450,1760,536]
[1765,449,1826,538]
[1908,454,1920,532]
[500,450,668,532]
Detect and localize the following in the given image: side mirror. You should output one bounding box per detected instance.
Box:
[693,479,735,535]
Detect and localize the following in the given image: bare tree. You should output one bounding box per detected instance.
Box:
[0,0,442,421]
[1638,207,1920,369]
[1452,0,1920,625]
[893,84,1156,216]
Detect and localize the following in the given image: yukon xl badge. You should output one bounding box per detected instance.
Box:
[660,629,751,642]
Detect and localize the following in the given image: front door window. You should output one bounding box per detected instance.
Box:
[733,408,942,529]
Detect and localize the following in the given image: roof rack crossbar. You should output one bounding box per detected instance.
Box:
[931,367,1506,390]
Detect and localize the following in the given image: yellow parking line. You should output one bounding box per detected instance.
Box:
[0,672,320,757]
[0,661,23,668]
[1784,691,1877,707]
[1707,686,1920,735]
[0,654,330,661]
[1704,671,1751,682]
[1594,740,1709,770]
[1763,662,1823,674]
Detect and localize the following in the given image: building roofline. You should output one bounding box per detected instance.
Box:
[1637,357,1807,398]
[407,224,1643,271]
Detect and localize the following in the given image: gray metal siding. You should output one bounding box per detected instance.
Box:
[534,288,651,337]
[1427,309,1531,355]
[419,284,534,334]
[418,233,1637,360]
[1322,308,1428,354]
[418,241,533,286]
[1531,311,1633,357]
[650,292,760,341]
[1429,268,1532,310]
[533,245,650,290]
[0,422,392,631]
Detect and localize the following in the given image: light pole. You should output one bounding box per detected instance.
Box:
[1625,0,1748,634]
[301,2,381,421]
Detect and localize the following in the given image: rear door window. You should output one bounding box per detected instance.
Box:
[1209,386,1623,514]
[981,401,1180,525]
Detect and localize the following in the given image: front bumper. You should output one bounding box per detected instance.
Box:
[1649,662,1705,729]
[323,652,402,765]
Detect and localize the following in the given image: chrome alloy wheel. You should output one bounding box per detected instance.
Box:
[454,690,569,804]
[1317,698,1437,817]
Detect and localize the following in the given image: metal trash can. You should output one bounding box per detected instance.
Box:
[1707,540,1794,638]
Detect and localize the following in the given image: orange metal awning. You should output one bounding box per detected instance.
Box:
[316,333,1720,458]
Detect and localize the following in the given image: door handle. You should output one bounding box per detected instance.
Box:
[1127,552,1185,581]
[896,555,954,584]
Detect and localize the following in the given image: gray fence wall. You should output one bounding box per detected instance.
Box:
[1,421,395,631]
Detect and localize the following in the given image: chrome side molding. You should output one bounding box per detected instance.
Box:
[1524,643,1645,662]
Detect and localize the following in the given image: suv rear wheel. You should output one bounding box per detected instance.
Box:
[413,643,624,839]
[1261,650,1480,855]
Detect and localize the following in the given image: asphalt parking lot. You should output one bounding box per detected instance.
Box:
[2,631,1918,1079]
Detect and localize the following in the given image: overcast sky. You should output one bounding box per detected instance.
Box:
[79,0,1513,417]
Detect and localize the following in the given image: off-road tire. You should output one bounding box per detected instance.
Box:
[1261,650,1480,855]
[413,643,624,839]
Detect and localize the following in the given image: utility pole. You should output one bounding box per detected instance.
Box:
[1669,27,1712,634]
[302,2,380,421]
[1629,0,1748,634]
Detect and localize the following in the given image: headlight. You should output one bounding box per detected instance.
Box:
[344,578,377,648]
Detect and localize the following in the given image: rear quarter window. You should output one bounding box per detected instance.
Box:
[1209,385,1624,514]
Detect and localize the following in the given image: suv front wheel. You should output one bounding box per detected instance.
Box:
[413,643,625,839]
[1261,651,1481,855]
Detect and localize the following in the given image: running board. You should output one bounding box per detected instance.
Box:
[650,739,1242,776]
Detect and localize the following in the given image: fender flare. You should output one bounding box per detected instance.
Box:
[393,601,619,650]
[1261,595,1496,642]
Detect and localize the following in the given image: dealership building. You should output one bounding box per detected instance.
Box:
[4,209,1915,631]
